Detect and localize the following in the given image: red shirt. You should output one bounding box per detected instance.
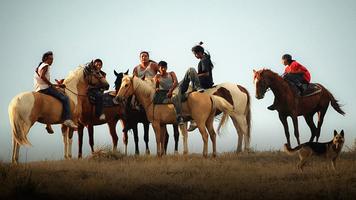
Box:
[284,61,311,83]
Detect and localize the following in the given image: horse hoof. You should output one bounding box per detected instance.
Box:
[174,151,179,155]
[183,151,188,155]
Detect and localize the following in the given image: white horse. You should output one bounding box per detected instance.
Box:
[8,65,109,163]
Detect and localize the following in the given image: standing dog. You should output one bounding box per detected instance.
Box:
[284,130,345,171]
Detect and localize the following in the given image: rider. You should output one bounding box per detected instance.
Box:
[34,51,77,129]
[154,61,178,101]
[174,42,215,125]
[267,54,311,110]
[87,59,108,120]
[132,51,159,109]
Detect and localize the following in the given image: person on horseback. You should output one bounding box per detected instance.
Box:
[132,51,159,110]
[268,54,311,110]
[34,51,77,129]
[87,58,108,120]
[174,42,214,125]
[154,61,178,102]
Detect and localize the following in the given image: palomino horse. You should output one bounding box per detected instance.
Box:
[114,70,180,155]
[115,75,235,157]
[8,65,109,163]
[253,69,345,146]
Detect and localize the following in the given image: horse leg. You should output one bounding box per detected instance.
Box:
[179,123,188,155]
[291,116,300,145]
[173,124,179,154]
[120,120,128,155]
[316,108,327,142]
[88,125,95,153]
[231,115,244,153]
[67,128,74,159]
[12,138,20,164]
[108,121,118,152]
[133,125,139,155]
[197,123,209,158]
[78,124,84,159]
[161,125,168,155]
[304,114,317,142]
[61,125,69,159]
[152,122,162,157]
[279,113,291,147]
[206,113,217,157]
[143,122,150,155]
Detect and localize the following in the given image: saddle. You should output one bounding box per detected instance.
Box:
[88,91,118,107]
[153,90,192,105]
[289,83,322,97]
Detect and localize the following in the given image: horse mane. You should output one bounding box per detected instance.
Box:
[130,76,155,99]
[63,66,84,84]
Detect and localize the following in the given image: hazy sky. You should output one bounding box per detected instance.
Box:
[1,0,355,162]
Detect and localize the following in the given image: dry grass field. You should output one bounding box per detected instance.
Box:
[1,150,356,200]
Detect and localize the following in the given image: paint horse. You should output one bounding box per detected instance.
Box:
[114,70,179,155]
[8,65,109,163]
[253,69,345,146]
[115,75,235,157]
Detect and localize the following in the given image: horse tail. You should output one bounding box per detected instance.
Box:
[8,93,34,146]
[284,143,302,155]
[210,95,235,135]
[325,88,345,115]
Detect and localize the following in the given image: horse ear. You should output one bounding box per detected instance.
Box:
[334,130,337,136]
[253,69,256,74]
[125,69,129,75]
[114,70,119,76]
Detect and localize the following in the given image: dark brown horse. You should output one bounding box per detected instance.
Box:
[253,69,345,146]
[114,70,179,155]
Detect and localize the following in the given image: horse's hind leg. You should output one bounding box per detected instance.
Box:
[179,123,188,155]
[133,125,139,155]
[143,123,150,155]
[68,128,74,159]
[231,115,244,153]
[161,125,168,155]
[197,122,209,158]
[316,108,327,142]
[12,138,20,164]
[304,114,317,142]
[108,121,119,152]
[206,113,217,157]
[173,124,179,154]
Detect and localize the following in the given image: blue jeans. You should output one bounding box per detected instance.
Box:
[39,87,71,120]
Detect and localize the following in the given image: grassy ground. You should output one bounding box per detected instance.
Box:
[1,150,356,200]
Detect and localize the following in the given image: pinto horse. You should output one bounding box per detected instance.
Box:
[8,65,109,163]
[114,70,179,155]
[253,69,345,146]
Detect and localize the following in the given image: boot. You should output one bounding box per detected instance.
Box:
[187,121,197,132]
[45,124,54,134]
[63,120,78,129]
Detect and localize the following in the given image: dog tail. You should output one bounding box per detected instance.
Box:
[284,143,302,155]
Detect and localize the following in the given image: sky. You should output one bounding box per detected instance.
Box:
[0,0,355,162]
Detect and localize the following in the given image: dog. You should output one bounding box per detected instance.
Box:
[284,130,345,171]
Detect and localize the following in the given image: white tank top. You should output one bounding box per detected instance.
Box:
[34,62,51,91]
[135,62,156,79]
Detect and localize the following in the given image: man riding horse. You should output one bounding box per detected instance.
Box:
[268,54,311,111]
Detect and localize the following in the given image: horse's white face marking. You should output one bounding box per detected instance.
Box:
[118,76,133,98]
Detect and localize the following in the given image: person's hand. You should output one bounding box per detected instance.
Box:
[155,88,160,92]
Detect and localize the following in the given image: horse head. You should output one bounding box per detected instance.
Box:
[114,75,135,102]
[83,63,110,90]
[114,69,129,92]
[253,69,271,99]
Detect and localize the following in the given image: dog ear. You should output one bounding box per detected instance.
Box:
[340,130,344,137]
[334,130,337,136]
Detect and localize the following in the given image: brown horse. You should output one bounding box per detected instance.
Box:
[114,70,180,155]
[253,69,345,146]
[115,75,235,157]
[8,65,109,163]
